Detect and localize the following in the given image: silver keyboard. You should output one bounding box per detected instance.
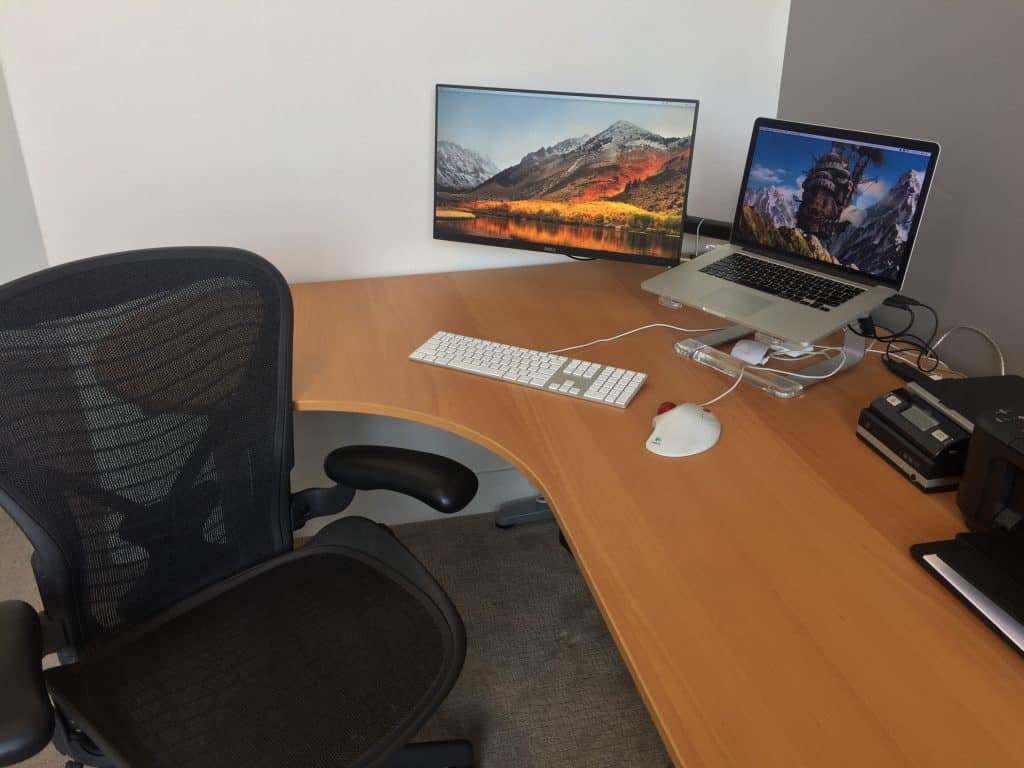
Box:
[409,331,648,408]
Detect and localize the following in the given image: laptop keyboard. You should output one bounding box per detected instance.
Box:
[699,252,864,312]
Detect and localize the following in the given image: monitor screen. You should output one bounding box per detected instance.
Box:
[434,85,699,266]
[733,119,939,288]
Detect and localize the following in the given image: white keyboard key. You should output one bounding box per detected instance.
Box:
[448,361,503,377]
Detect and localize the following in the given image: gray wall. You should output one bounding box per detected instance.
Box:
[0,59,46,283]
[778,0,1022,376]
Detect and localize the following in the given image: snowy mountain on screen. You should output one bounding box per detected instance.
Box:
[520,134,590,164]
[831,169,922,280]
[436,140,499,191]
[744,186,796,228]
[469,120,691,211]
[581,120,684,153]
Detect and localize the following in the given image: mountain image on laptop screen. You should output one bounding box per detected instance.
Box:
[435,86,698,263]
[736,127,933,283]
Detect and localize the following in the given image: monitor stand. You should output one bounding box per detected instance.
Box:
[675,324,867,398]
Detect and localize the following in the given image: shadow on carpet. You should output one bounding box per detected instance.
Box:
[396,513,672,768]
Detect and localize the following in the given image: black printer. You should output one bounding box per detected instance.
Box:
[911,402,1024,655]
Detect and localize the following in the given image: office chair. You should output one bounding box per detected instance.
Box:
[0,247,477,768]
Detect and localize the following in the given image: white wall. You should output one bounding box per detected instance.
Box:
[0,1,790,528]
[0,60,46,284]
[0,0,790,282]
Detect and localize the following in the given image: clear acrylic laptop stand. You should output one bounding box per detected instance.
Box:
[675,324,867,398]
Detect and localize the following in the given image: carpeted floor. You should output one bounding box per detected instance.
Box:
[0,511,670,767]
[402,513,672,767]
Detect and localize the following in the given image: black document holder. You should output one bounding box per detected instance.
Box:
[911,531,1024,657]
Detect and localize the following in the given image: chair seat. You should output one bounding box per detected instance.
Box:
[46,534,456,768]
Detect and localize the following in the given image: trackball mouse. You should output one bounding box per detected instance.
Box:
[645,403,721,457]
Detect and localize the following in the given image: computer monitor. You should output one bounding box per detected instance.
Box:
[434,85,699,266]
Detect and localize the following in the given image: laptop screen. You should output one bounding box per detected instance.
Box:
[731,119,939,289]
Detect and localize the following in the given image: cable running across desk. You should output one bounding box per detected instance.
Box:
[546,322,725,354]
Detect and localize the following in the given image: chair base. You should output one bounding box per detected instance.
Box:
[385,740,474,768]
[494,495,553,528]
[495,495,571,554]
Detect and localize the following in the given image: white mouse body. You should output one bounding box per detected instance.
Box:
[645,403,721,457]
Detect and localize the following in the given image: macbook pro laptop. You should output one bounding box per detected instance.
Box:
[642,117,940,345]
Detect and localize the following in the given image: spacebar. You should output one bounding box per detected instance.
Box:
[446,360,504,378]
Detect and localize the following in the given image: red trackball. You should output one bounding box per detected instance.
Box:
[656,402,677,415]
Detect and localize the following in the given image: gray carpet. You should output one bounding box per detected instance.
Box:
[401,513,671,767]
[0,510,670,767]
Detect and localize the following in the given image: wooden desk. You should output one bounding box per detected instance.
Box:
[291,260,1024,768]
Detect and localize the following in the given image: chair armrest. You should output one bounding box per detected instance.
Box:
[324,445,479,514]
[290,483,358,530]
[0,601,53,767]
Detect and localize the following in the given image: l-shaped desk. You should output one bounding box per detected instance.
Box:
[291,260,1024,768]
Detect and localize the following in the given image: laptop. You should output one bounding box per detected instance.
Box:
[641,117,940,345]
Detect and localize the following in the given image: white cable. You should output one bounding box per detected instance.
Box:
[749,349,849,380]
[692,218,705,259]
[768,347,837,361]
[547,323,725,355]
[929,324,1006,376]
[700,367,745,407]
[763,341,842,362]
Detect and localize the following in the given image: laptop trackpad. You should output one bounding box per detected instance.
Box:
[701,288,772,317]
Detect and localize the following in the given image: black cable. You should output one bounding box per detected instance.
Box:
[846,303,914,341]
[886,294,939,347]
[920,302,939,347]
[566,254,595,261]
[850,294,945,375]
[896,297,940,370]
[884,335,940,373]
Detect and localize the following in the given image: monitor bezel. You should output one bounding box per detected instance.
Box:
[433,83,700,267]
[730,117,940,290]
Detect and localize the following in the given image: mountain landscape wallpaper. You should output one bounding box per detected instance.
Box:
[435,87,698,262]
[736,129,932,282]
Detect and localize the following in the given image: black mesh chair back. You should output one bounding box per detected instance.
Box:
[0,248,294,656]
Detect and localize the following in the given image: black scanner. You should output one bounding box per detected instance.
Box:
[958,407,1024,532]
[910,404,1024,654]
